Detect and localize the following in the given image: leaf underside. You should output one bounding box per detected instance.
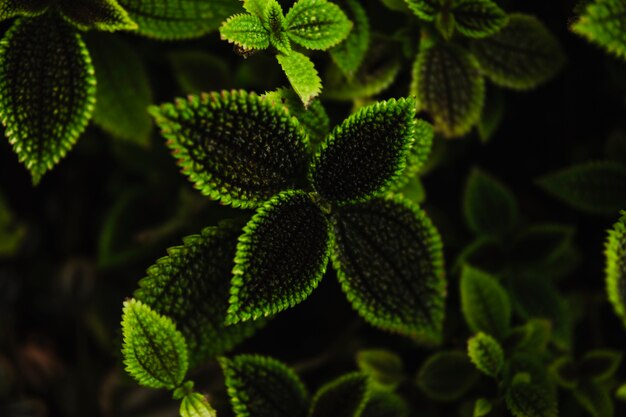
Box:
[331,196,446,341]
[0,15,96,184]
[284,0,352,50]
[228,190,331,324]
[606,211,626,327]
[59,0,137,31]
[573,0,626,60]
[309,372,371,417]
[330,0,370,78]
[180,393,217,417]
[150,90,309,208]
[276,51,322,106]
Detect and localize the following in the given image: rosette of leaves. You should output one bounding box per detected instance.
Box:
[407,0,565,138]
[150,89,446,342]
[219,0,352,105]
[0,0,139,184]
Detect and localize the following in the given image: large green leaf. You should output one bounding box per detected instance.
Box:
[452,0,508,39]
[606,211,626,327]
[0,15,96,184]
[537,161,626,215]
[309,372,371,417]
[86,32,152,145]
[220,14,270,51]
[573,0,626,60]
[228,190,331,324]
[116,0,242,39]
[330,0,370,78]
[220,355,309,417]
[134,222,263,365]
[411,40,485,138]
[59,0,137,31]
[0,0,47,21]
[416,351,480,401]
[311,98,422,204]
[470,14,566,90]
[330,196,446,342]
[150,90,309,208]
[284,0,352,50]
[404,0,440,21]
[121,299,188,390]
[276,51,322,106]
[467,332,504,377]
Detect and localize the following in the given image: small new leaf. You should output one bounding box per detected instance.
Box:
[474,398,492,417]
[606,212,626,327]
[452,0,508,39]
[416,351,480,401]
[330,0,370,78]
[220,14,270,51]
[506,379,558,417]
[470,14,566,90]
[404,0,440,21]
[180,393,217,417]
[265,1,291,53]
[468,332,505,378]
[121,299,188,390]
[0,0,47,22]
[228,191,331,324]
[276,51,322,106]
[572,0,626,60]
[59,0,138,32]
[309,372,371,417]
[580,350,623,382]
[243,0,270,17]
[220,355,309,417]
[284,0,352,50]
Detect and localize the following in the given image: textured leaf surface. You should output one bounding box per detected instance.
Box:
[121,299,188,390]
[86,33,152,145]
[228,191,331,323]
[277,51,322,106]
[460,265,511,340]
[411,41,485,138]
[330,196,446,341]
[506,380,557,417]
[117,0,242,39]
[220,14,270,51]
[417,351,480,401]
[134,223,262,365]
[404,0,439,21]
[467,332,504,377]
[537,161,626,215]
[150,90,308,208]
[309,372,371,417]
[284,0,352,50]
[330,0,370,78]
[180,393,217,417]
[470,14,566,90]
[311,98,419,204]
[452,0,508,39]
[606,212,626,327]
[0,0,47,21]
[59,0,137,31]
[573,0,626,60]
[243,0,270,17]
[361,392,409,417]
[265,1,291,53]
[0,15,96,184]
[220,355,309,417]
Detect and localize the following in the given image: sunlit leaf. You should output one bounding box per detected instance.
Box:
[220,14,270,51]
[330,0,369,78]
[180,393,217,417]
[276,51,322,106]
[284,0,352,50]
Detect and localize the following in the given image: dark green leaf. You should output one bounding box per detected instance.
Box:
[121,298,188,390]
[361,392,409,417]
[574,381,614,417]
[435,11,456,40]
[506,378,558,417]
[180,393,217,417]
[150,90,309,208]
[356,349,405,390]
[0,15,96,184]
[134,222,263,365]
[86,32,152,146]
[309,372,371,417]
[470,14,566,90]
[228,190,331,324]
[477,86,505,143]
[537,161,626,215]
[505,353,556,398]
[330,196,446,341]
[59,0,137,31]
[580,350,623,382]
[330,0,370,78]
[284,0,352,50]
[572,0,626,60]
[0,0,47,21]
[416,351,480,401]
[404,0,440,21]
[220,14,270,51]
[507,318,552,353]
[549,357,579,389]
[606,212,626,327]
[220,355,309,417]
[411,40,485,138]
[464,168,518,236]
[460,265,512,340]
[452,0,508,39]
[276,51,322,106]
[311,98,421,204]
[467,332,505,377]
[0,188,26,257]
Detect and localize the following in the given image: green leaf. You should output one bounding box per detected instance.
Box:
[404,0,440,21]
[284,0,352,50]
[507,318,552,353]
[150,90,309,208]
[356,349,405,390]
[537,161,626,215]
[59,0,137,32]
[0,15,96,184]
[606,211,626,326]
[85,32,152,146]
[361,392,409,417]
[573,0,626,60]
[220,355,309,417]
[574,381,614,417]
[411,40,485,138]
[470,14,566,90]
[549,357,578,389]
[506,378,558,417]
[477,87,505,143]
[435,11,456,40]
[243,0,270,17]
[330,196,446,341]
[473,398,492,417]
[506,354,556,398]
[220,14,270,51]
[180,393,217,417]
[464,168,518,236]
[460,265,512,340]
[467,332,505,378]
[580,350,623,382]
[311,98,421,204]
[121,298,188,390]
[276,51,322,106]
[452,0,508,39]
[265,0,291,54]
[309,372,371,417]
[616,383,626,402]
[416,351,480,401]
[330,0,370,78]
[116,0,242,40]
[134,222,263,365]
[228,190,331,324]
[0,0,47,22]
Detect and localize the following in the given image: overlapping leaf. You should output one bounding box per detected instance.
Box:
[149,90,309,208]
[573,0,626,60]
[309,372,371,417]
[452,0,508,39]
[0,0,47,21]
[220,14,270,51]
[404,0,440,21]
[277,51,322,106]
[284,0,352,50]
[59,0,137,31]
[265,1,291,53]
[330,0,370,78]
[606,211,626,327]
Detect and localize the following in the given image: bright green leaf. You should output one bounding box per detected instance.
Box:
[574,381,614,417]
[606,211,626,327]
[467,332,505,377]
[362,391,409,417]
[473,398,492,417]
[506,378,558,417]
[0,15,96,184]
[404,0,440,21]
[580,350,623,382]
[452,0,508,39]
[265,0,291,53]
[416,351,480,401]
[330,0,370,78]
[276,51,322,106]
[309,372,371,417]
[573,0,626,60]
[59,0,137,32]
[284,0,352,50]
[180,393,217,417]
[121,298,188,390]
[220,14,270,51]
[0,0,47,22]
[356,349,405,390]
